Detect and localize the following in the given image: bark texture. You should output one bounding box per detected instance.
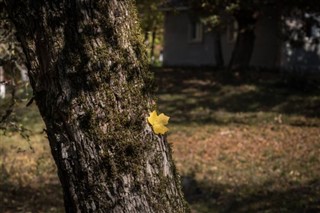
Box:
[5,0,188,212]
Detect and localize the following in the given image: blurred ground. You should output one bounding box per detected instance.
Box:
[1,68,320,212]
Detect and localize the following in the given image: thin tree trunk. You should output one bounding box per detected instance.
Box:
[5,0,189,212]
[144,31,149,44]
[228,27,255,71]
[150,28,156,63]
[228,10,258,73]
[214,31,224,67]
[0,66,5,99]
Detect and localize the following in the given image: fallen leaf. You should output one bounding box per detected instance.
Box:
[147,110,170,135]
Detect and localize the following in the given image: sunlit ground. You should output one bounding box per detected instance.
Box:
[1,68,320,212]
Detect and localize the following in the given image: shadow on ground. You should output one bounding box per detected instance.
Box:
[154,68,320,125]
[181,175,320,213]
[1,67,319,212]
[0,182,64,212]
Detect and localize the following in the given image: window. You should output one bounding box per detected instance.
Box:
[189,20,203,42]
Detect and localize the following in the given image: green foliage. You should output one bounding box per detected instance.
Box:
[135,0,165,65]
[0,6,25,70]
[0,86,34,143]
[0,4,29,136]
[188,0,320,26]
[135,0,164,32]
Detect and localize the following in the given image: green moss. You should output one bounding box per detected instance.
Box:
[53,1,187,210]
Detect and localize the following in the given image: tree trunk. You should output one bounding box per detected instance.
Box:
[150,28,156,63]
[214,31,224,67]
[144,31,149,44]
[5,0,189,212]
[0,66,5,99]
[228,10,258,73]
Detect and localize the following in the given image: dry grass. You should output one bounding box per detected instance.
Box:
[169,124,320,212]
[0,102,64,213]
[157,68,320,212]
[1,68,320,212]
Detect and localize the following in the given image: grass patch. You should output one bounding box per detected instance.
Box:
[1,92,64,213]
[157,68,320,212]
[1,68,320,212]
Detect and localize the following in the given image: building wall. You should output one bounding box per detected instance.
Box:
[163,11,320,71]
[163,11,281,68]
[163,12,216,66]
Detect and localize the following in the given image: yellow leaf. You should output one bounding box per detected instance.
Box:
[147,110,170,135]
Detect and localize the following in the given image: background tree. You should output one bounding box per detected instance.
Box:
[190,0,269,72]
[190,0,320,73]
[136,0,165,63]
[0,6,26,82]
[4,0,189,212]
[0,5,29,133]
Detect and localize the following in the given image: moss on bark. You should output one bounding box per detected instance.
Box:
[5,0,189,212]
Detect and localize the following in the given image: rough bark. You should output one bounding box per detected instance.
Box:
[228,10,258,73]
[5,0,188,212]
